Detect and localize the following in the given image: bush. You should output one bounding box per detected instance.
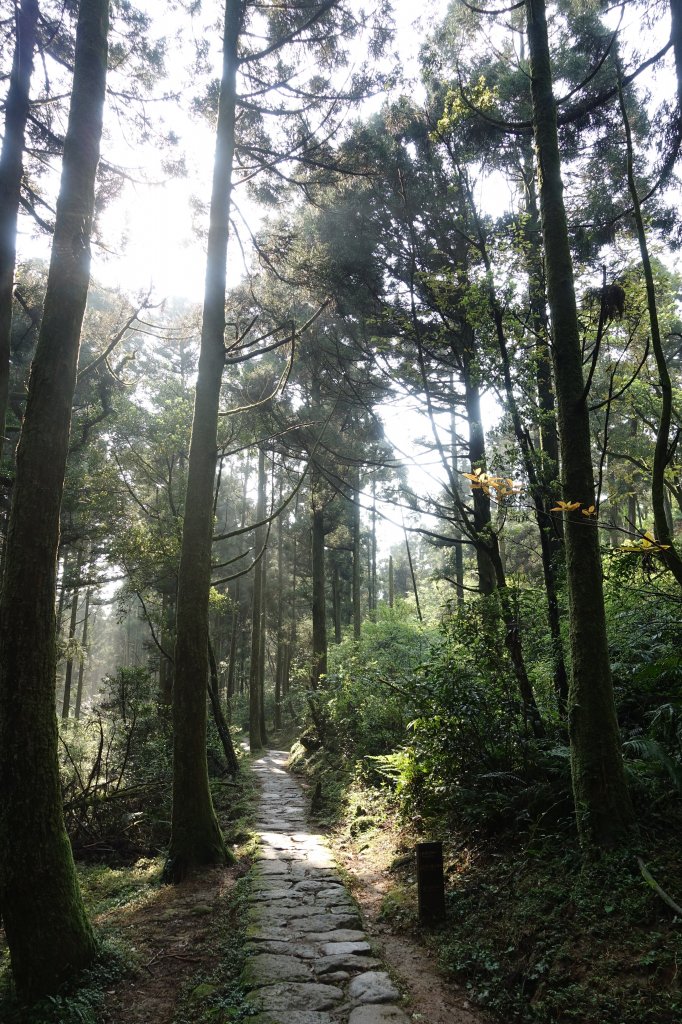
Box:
[312,604,435,757]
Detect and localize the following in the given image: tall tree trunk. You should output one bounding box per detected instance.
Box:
[0,0,108,997]
[285,525,298,697]
[670,0,682,114]
[525,0,634,845]
[74,588,91,720]
[520,152,568,707]
[166,0,241,880]
[208,637,239,776]
[449,399,465,608]
[370,480,377,618]
[61,569,81,719]
[226,581,240,702]
[274,494,284,728]
[310,464,327,688]
[249,446,266,752]
[332,563,341,642]
[226,463,249,703]
[158,583,175,708]
[618,71,682,589]
[388,554,394,608]
[352,470,362,638]
[55,549,70,639]
[403,525,422,621]
[461,346,497,595]
[258,547,268,745]
[460,329,543,734]
[0,0,40,460]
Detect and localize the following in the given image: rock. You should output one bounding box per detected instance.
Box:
[249,1012,333,1024]
[244,940,318,959]
[348,1007,410,1024]
[313,954,380,975]
[248,981,344,1012]
[242,953,312,987]
[320,941,372,957]
[291,913,361,933]
[316,887,355,907]
[254,860,290,875]
[348,972,400,1004]
[305,929,366,943]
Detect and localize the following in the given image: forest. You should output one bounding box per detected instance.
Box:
[0,0,681,1021]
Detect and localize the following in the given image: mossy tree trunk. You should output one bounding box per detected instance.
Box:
[0,0,39,459]
[166,0,242,880]
[525,0,634,845]
[0,0,108,998]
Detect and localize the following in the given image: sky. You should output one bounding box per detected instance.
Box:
[91,0,450,303]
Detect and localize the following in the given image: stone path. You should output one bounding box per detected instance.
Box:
[244,750,411,1024]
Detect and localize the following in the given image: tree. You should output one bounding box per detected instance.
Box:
[0,0,39,459]
[167,0,389,879]
[524,0,634,846]
[0,0,109,998]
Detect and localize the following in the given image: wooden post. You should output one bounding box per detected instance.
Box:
[416,841,445,923]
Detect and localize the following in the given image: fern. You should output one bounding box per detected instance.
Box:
[623,736,682,793]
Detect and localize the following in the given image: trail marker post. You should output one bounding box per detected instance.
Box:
[416,841,445,923]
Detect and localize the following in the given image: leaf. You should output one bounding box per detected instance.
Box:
[551,500,582,512]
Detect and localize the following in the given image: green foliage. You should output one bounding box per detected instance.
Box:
[0,939,132,1024]
[59,668,173,860]
[438,846,682,1023]
[313,606,435,757]
[392,599,568,831]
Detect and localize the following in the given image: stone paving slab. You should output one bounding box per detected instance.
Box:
[348,1008,411,1024]
[246,750,408,1023]
[250,1013,334,1024]
[248,981,344,1011]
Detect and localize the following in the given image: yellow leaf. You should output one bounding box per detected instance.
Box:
[551,500,582,512]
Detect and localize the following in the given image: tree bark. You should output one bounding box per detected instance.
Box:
[461,345,497,595]
[352,470,362,638]
[166,0,242,880]
[208,637,239,775]
[61,570,81,719]
[258,546,268,744]
[0,0,108,997]
[310,463,327,688]
[249,446,266,751]
[520,153,568,707]
[525,0,634,845]
[0,0,40,459]
[74,587,91,720]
